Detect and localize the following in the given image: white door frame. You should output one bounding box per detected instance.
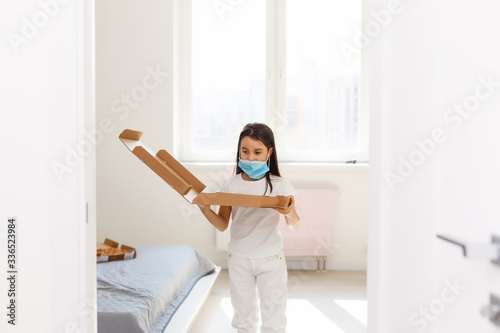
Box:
[80,0,96,331]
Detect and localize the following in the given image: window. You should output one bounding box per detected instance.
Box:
[178,0,366,162]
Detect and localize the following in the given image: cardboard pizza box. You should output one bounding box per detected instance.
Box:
[118,129,291,208]
[96,238,137,263]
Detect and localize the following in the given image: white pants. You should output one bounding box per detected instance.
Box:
[227,249,288,333]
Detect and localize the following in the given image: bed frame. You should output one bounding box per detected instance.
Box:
[163,266,221,333]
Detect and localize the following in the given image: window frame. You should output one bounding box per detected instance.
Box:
[176,0,369,163]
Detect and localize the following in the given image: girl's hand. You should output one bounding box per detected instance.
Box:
[273,195,295,217]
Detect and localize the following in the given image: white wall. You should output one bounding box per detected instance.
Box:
[96,0,369,271]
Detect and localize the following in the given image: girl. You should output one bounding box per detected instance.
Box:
[197,123,300,333]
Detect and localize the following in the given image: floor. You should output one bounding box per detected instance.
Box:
[188,269,367,333]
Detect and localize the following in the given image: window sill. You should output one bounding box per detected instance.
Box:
[182,161,369,170]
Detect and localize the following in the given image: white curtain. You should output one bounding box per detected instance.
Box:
[368,0,500,332]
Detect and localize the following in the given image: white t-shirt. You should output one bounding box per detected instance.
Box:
[219,173,297,259]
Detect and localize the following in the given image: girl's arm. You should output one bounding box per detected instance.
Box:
[197,204,231,232]
[273,195,300,230]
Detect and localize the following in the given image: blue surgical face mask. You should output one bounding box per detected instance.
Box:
[238,154,270,180]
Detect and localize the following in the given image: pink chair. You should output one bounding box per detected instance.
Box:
[279,189,336,271]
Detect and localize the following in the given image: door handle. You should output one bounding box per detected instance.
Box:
[481,294,500,326]
[436,234,500,265]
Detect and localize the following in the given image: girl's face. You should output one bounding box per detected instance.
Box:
[240,136,273,161]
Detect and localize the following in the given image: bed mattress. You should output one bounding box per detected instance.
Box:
[97,244,216,333]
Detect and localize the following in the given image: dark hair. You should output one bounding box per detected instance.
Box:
[235,123,281,194]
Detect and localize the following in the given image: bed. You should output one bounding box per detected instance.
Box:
[97,244,220,333]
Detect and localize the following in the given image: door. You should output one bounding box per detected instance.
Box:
[368,0,500,332]
[0,0,96,332]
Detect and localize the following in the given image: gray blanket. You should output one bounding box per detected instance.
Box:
[97,245,216,333]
